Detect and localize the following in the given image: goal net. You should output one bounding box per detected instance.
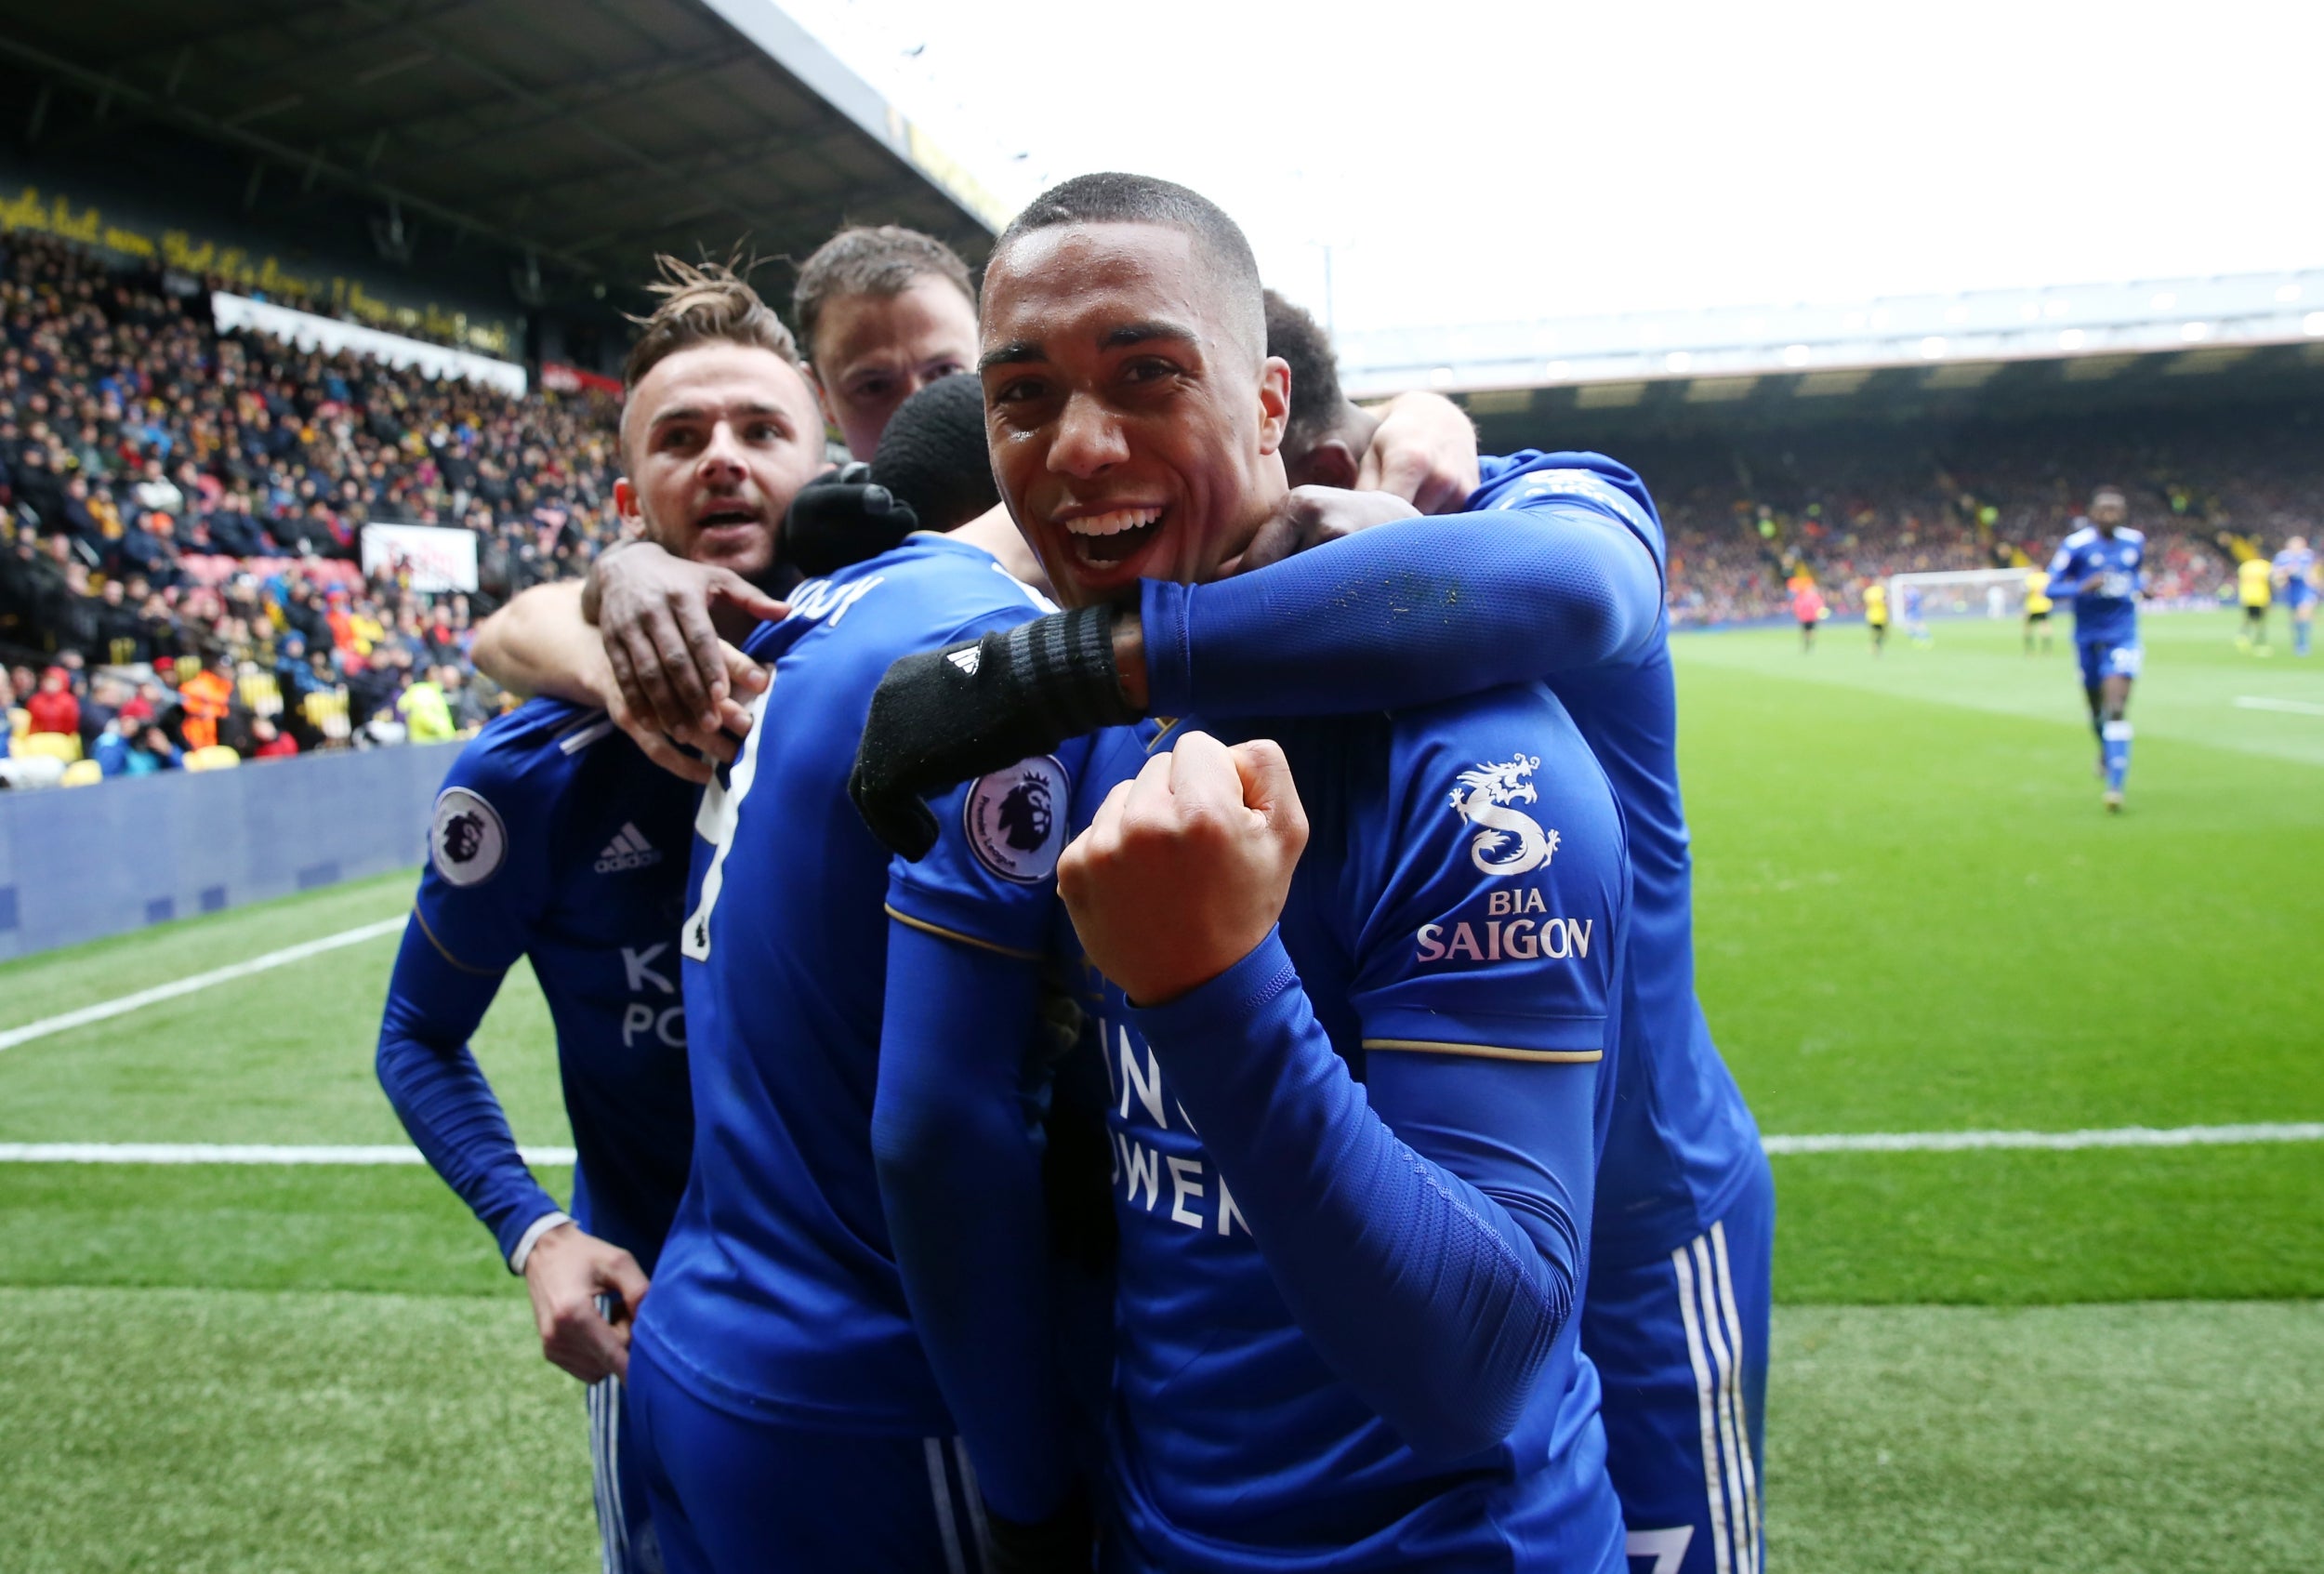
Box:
[1887,567,2038,622]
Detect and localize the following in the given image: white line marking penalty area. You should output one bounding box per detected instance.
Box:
[2,1126,2317,1166]
[2232,695,2324,716]
[0,917,408,1054]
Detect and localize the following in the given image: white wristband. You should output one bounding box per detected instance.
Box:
[509,1210,573,1275]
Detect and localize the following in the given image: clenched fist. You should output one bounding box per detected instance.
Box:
[1057,732,1309,1006]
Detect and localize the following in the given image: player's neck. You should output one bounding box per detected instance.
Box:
[949,503,1053,597]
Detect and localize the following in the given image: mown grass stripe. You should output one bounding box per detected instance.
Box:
[0,917,408,1052]
[0,1142,578,1164]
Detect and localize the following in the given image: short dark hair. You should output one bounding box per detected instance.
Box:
[1263,289,1345,458]
[792,226,976,362]
[995,173,1263,357]
[623,256,801,390]
[870,373,997,533]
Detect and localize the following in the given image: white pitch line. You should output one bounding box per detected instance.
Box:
[0,1143,577,1165]
[2233,695,2324,716]
[0,917,409,1053]
[1760,1122,2324,1154]
[1,1126,2317,1166]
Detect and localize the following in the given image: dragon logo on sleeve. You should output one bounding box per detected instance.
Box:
[1447,754,1559,876]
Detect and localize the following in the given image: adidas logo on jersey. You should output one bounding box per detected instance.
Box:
[594,823,663,874]
[947,646,981,676]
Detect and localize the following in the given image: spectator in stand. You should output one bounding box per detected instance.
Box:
[395,663,456,742]
[248,716,297,759]
[91,712,132,775]
[178,652,235,751]
[125,723,180,775]
[25,664,78,738]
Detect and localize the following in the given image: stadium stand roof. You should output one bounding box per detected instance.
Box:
[0,0,1005,300]
[1344,268,2324,450]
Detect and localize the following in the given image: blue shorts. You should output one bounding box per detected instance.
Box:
[2076,636,2143,687]
[1583,1151,1774,1574]
[589,1369,661,1574]
[2286,581,2318,611]
[627,1337,994,1574]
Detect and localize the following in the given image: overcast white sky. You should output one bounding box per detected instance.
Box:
[775,0,2324,338]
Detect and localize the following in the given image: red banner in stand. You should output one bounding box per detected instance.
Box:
[540,361,623,398]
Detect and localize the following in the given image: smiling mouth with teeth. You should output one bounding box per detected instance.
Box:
[1062,506,1163,565]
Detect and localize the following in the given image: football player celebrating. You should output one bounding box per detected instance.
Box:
[857,277,1770,1574]
[478,222,1477,742]
[876,171,1634,1574]
[375,258,827,1574]
[2045,486,2145,811]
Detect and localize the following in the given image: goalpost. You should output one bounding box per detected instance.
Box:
[1887,567,2037,623]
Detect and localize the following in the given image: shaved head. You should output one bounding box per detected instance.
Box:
[994,172,1265,365]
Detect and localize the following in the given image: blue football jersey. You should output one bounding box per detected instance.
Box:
[637,535,1079,1431]
[2277,544,2317,602]
[2047,524,2145,646]
[1061,692,1626,1571]
[1472,453,1766,1262]
[404,699,699,1271]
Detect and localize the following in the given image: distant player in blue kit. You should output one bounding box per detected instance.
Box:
[2276,536,2317,656]
[2046,486,2145,812]
[376,260,828,1574]
[863,174,1645,1573]
[856,267,1772,1571]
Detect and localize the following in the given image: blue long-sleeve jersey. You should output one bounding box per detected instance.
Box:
[639,535,1080,1436]
[1135,452,1763,1262]
[2046,522,2146,647]
[889,688,1631,1571]
[376,699,698,1274]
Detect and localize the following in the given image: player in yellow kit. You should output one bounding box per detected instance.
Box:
[2237,553,2274,653]
[1863,579,1889,655]
[2023,568,2053,654]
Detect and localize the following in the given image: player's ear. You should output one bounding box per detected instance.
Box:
[804,362,841,430]
[614,477,642,532]
[1256,355,1291,456]
[1287,438,1360,493]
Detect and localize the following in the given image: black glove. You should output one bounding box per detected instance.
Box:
[780,464,918,578]
[850,603,1137,859]
[984,1483,1096,1574]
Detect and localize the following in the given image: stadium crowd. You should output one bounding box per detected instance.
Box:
[1644,409,2317,626]
[7,223,2320,784]
[0,228,624,783]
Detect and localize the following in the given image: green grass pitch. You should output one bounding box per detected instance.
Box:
[1,609,2317,1570]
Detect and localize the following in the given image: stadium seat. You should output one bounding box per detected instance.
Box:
[59,759,103,787]
[183,745,243,773]
[17,732,84,764]
[0,754,65,789]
